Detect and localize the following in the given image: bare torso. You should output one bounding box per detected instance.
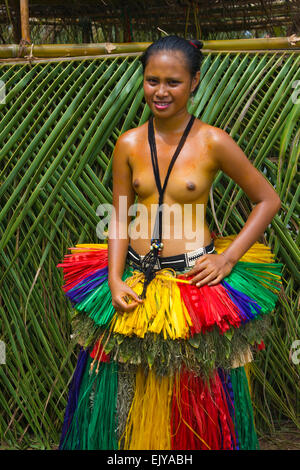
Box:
[126,117,220,256]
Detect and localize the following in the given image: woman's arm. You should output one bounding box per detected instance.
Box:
[108,133,134,282]
[108,132,143,311]
[211,127,281,266]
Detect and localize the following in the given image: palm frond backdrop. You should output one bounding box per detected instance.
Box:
[0,50,299,448]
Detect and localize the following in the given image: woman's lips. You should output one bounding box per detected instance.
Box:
[153,102,171,110]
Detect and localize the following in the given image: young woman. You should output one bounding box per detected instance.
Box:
[57,36,283,450]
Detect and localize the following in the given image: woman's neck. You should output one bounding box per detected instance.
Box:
[153,108,192,136]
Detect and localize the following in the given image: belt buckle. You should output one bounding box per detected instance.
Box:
[187,246,205,267]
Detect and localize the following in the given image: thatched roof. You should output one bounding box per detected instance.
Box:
[1,0,299,44]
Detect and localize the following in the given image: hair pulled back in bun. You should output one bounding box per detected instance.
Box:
[141,35,204,93]
[188,39,204,50]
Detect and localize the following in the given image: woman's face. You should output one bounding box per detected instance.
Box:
[143,50,199,119]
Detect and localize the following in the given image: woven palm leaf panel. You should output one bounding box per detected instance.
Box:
[0,52,299,447]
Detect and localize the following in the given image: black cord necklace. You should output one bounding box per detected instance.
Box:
[140,114,196,299]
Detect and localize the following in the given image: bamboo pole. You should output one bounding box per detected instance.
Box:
[20,0,30,43]
[0,35,299,60]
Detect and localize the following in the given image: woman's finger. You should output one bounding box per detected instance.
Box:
[124,287,143,304]
[121,300,141,312]
[207,275,223,286]
[183,256,208,277]
[188,266,212,284]
[113,287,143,313]
[195,271,219,287]
[114,296,141,313]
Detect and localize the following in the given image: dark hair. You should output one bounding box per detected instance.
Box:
[140,35,204,94]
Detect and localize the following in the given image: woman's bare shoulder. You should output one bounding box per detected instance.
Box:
[116,122,148,150]
[194,120,237,161]
[194,118,226,141]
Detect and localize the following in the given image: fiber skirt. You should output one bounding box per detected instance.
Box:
[57,234,282,450]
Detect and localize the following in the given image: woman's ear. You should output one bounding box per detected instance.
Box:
[191,70,201,94]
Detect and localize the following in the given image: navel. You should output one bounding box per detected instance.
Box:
[133,178,140,188]
[186,181,196,190]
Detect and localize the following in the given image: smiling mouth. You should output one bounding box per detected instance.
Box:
[153,102,171,109]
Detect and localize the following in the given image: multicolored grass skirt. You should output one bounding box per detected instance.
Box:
[57,234,282,450]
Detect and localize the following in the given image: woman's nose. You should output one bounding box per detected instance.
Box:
[155,84,168,98]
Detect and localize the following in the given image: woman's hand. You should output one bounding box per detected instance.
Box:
[109,278,143,314]
[183,253,234,287]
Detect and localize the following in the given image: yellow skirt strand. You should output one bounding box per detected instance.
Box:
[122,367,174,450]
[214,235,276,263]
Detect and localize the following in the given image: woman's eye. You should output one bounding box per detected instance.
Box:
[169,80,179,86]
